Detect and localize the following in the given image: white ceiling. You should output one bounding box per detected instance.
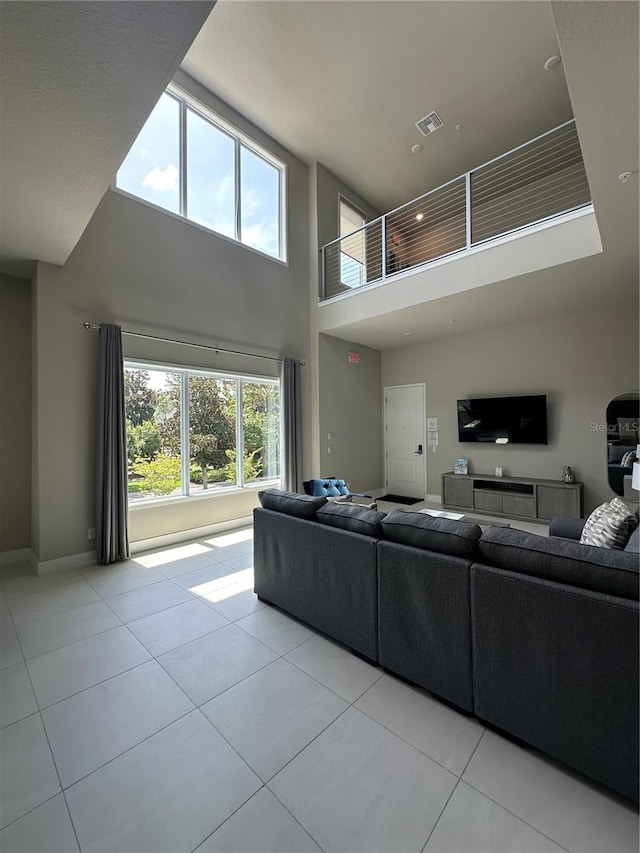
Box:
[184,0,639,350]
[0,1,214,278]
[183,0,574,212]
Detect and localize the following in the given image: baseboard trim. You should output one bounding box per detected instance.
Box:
[426,493,442,504]
[0,548,36,569]
[37,550,97,576]
[130,515,254,555]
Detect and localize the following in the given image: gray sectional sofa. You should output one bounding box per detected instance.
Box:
[253,489,639,802]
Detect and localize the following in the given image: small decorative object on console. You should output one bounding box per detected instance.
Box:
[454,458,468,475]
[562,465,576,483]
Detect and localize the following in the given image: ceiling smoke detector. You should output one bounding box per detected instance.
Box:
[415,110,444,137]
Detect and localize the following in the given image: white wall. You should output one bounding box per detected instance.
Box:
[32,79,310,561]
[318,334,382,492]
[0,274,31,553]
[381,303,639,514]
[308,164,382,480]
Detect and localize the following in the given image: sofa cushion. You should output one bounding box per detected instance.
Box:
[381,509,482,559]
[580,497,638,550]
[258,489,326,519]
[479,525,639,599]
[316,501,386,537]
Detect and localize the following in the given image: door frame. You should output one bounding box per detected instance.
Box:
[383,383,427,496]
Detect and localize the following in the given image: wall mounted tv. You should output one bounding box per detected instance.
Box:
[457,395,548,444]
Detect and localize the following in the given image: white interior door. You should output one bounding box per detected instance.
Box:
[384,384,426,498]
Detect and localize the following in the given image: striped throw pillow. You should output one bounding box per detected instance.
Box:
[620,450,636,468]
[580,497,638,550]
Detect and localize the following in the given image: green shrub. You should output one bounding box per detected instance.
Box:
[132,453,181,496]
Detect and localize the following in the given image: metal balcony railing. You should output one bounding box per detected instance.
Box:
[320,120,591,301]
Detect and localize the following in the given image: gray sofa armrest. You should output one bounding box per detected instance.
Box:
[549,516,586,540]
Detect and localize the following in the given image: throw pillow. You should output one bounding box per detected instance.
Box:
[580,498,638,550]
[324,478,341,497]
[310,479,329,497]
[335,479,350,496]
[620,450,636,468]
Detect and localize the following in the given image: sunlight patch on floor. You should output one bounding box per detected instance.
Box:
[188,568,254,603]
[133,542,212,568]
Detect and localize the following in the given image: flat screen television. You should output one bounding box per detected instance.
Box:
[457,395,548,444]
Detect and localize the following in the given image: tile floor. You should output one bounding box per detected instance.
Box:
[0,522,637,853]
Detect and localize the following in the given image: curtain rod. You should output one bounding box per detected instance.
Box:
[82,323,305,366]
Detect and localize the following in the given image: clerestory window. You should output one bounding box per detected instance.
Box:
[116,88,287,262]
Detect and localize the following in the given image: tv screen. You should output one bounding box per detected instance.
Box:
[457,395,548,444]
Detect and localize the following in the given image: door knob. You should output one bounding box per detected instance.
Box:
[415,444,423,455]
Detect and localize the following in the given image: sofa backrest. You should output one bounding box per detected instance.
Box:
[258,488,326,519]
[479,526,639,599]
[381,509,482,560]
[317,501,386,538]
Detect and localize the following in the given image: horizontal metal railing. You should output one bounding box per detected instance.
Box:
[320,119,591,301]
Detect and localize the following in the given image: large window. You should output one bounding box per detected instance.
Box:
[124,364,280,503]
[116,89,286,261]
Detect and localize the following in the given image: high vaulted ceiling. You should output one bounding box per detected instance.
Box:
[183,0,574,212]
[0,1,214,278]
[184,0,639,348]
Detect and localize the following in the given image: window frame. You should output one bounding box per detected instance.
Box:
[124,359,281,507]
[114,84,288,264]
[338,195,367,288]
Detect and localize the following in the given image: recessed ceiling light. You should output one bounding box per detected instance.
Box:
[448,319,456,325]
[544,55,562,71]
[416,213,424,221]
[411,143,423,154]
[403,331,414,336]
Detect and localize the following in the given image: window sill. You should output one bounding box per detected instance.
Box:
[128,480,279,511]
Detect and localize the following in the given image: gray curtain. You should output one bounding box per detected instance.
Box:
[280,357,302,492]
[96,324,130,564]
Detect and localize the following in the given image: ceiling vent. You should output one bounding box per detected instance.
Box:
[415,110,444,137]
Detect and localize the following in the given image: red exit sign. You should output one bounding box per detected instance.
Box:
[347,351,360,364]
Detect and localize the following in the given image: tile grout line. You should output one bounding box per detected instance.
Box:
[187,784,325,853]
[0,543,256,847]
[4,598,80,848]
[17,614,126,668]
[419,729,487,853]
[0,789,64,836]
[459,777,573,853]
[55,705,199,792]
[284,648,384,707]
[353,693,478,779]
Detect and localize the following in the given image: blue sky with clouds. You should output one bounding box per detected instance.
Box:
[117,93,280,258]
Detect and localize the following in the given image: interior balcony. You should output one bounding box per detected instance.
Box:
[317,120,603,341]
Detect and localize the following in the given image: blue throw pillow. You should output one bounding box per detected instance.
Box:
[336,479,350,496]
[310,479,329,497]
[325,478,341,497]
